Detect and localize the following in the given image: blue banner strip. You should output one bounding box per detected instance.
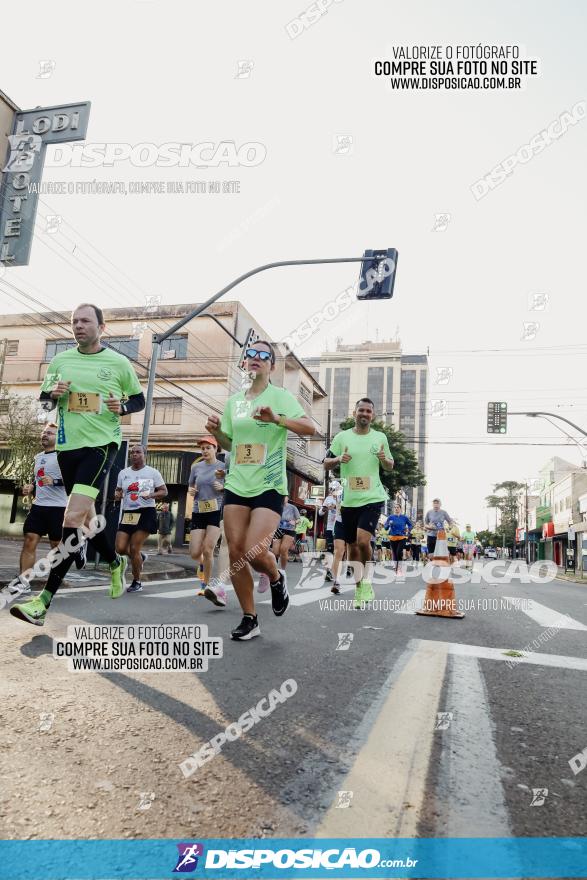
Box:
[0,837,585,879]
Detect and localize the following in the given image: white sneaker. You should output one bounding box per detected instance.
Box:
[257,573,270,593]
[5,575,32,596]
[203,583,227,607]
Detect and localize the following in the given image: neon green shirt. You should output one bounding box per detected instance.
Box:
[295,515,312,534]
[330,428,392,508]
[41,347,142,451]
[461,529,476,543]
[221,384,305,497]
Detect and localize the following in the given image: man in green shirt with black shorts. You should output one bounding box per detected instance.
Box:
[325,398,394,608]
[10,303,145,626]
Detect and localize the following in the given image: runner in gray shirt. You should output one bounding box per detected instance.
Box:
[188,436,227,606]
[424,497,454,555]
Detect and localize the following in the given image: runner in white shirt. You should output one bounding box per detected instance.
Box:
[8,423,71,597]
[115,444,168,592]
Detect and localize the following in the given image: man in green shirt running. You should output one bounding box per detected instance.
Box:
[10,303,145,627]
[324,397,394,608]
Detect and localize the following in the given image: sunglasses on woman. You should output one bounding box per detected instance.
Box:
[245,348,272,362]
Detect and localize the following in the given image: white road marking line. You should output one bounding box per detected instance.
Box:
[54,577,193,596]
[437,654,511,836]
[417,639,587,671]
[503,597,587,631]
[394,589,426,614]
[316,640,449,837]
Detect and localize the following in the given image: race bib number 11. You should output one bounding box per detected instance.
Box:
[68,392,102,414]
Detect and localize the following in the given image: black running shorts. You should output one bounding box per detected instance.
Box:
[23,504,65,541]
[223,489,284,515]
[117,507,158,535]
[57,443,118,500]
[191,510,222,530]
[341,503,383,544]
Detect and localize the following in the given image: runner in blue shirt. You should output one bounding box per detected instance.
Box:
[384,504,413,572]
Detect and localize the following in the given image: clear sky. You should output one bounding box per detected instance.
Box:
[1,0,585,530]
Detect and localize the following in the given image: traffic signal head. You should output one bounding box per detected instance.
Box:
[357,248,398,300]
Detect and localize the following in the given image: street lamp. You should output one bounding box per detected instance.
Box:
[509,411,587,468]
[140,252,397,446]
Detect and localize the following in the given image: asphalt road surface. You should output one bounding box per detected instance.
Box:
[1,559,586,846]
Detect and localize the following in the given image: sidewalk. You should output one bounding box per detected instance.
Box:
[0,537,196,588]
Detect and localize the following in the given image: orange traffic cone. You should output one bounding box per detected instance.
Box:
[416,529,464,619]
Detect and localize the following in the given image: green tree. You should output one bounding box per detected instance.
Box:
[336,416,426,500]
[0,394,44,489]
[485,480,523,548]
[476,529,500,548]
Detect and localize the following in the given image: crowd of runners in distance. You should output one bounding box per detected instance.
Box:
[5,302,480,642]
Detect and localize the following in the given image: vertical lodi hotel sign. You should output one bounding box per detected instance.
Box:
[0,96,90,266]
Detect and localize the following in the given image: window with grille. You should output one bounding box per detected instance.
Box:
[160,334,188,360]
[104,336,140,360]
[6,340,19,356]
[0,398,9,414]
[152,397,182,425]
[44,339,77,361]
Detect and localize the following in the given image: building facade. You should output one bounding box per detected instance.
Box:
[0,302,326,540]
[304,340,428,517]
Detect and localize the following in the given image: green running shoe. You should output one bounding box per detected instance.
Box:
[353,582,366,609]
[362,580,375,603]
[109,555,127,599]
[10,597,47,626]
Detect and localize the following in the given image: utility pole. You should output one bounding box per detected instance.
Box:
[525,481,529,564]
[325,406,332,496]
[0,338,7,397]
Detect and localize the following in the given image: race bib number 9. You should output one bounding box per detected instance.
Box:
[349,476,371,491]
[235,443,267,465]
[122,512,141,525]
[68,392,102,414]
[198,498,219,513]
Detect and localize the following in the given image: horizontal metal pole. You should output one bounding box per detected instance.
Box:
[153,256,371,344]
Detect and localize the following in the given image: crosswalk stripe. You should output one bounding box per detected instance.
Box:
[418,639,587,671]
[437,654,511,836]
[503,597,587,631]
[316,640,449,836]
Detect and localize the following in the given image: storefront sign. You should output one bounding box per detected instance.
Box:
[0,101,90,266]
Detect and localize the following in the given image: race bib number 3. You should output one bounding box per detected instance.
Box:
[122,512,141,525]
[349,476,371,491]
[198,498,219,513]
[235,443,267,465]
[68,392,102,414]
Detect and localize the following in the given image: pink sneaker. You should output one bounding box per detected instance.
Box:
[257,573,270,593]
[204,584,227,607]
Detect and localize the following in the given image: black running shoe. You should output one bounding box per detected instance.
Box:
[325,570,333,582]
[126,580,143,593]
[74,540,87,570]
[331,582,341,594]
[231,614,260,640]
[270,570,289,617]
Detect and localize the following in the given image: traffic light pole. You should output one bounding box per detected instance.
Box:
[140,255,377,447]
[509,411,587,467]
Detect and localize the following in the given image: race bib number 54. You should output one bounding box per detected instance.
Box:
[349,476,371,491]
